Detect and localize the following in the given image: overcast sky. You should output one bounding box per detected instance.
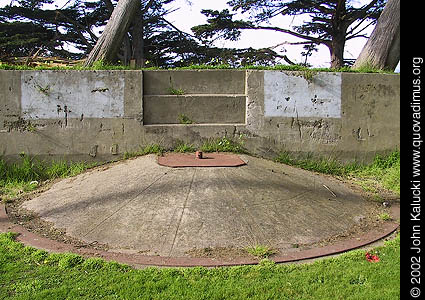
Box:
[1,0,399,69]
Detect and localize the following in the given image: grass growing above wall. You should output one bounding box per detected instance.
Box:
[0,61,398,73]
[275,151,400,195]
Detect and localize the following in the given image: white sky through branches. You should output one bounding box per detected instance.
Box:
[0,0,399,70]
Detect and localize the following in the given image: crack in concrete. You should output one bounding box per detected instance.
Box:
[221,168,273,246]
[167,169,196,257]
[80,171,169,238]
[248,191,310,207]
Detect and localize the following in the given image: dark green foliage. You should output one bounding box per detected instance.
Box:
[0,0,110,59]
[122,143,165,159]
[275,150,399,176]
[0,0,280,68]
[192,9,252,41]
[0,22,61,58]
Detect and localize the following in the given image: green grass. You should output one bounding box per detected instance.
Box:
[275,150,400,196]
[378,213,392,221]
[0,155,95,202]
[177,113,193,124]
[0,148,400,299]
[200,137,247,154]
[1,137,246,201]
[350,151,400,195]
[0,61,398,73]
[168,87,186,95]
[174,141,197,153]
[245,245,277,259]
[2,148,399,203]
[122,144,165,159]
[0,232,400,299]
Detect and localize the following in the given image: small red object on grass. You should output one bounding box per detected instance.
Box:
[365,252,380,263]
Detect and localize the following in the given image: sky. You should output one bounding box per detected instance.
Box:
[1,0,399,70]
[163,0,374,67]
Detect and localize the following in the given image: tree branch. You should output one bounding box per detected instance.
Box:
[346,19,376,40]
[55,10,98,42]
[141,0,156,14]
[160,17,196,38]
[251,25,328,44]
[346,0,379,23]
[103,0,114,14]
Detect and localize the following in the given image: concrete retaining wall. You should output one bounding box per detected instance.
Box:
[0,69,400,163]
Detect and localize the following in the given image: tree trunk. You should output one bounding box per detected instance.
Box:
[84,0,140,67]
[131,8,145,67]
[353,0,400,71]
[328,34,346,69]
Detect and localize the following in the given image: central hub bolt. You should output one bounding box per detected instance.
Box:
[195,151,203,159]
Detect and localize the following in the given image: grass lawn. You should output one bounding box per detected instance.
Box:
[0,232,399,300]
[0,148,400,299]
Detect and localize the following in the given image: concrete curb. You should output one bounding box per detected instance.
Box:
[0,202,399,268]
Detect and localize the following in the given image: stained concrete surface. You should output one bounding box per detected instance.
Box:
[1,70,400,163]
[22,154,380,257]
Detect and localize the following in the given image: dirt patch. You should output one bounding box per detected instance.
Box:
[186,246,256,260]
[304,203,395,250]
[4,181,109,251]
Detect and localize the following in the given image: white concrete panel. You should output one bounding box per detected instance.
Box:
[21,71,124,119]
[264,71,341,118]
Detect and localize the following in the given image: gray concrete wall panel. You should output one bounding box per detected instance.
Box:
[0,70,400,163]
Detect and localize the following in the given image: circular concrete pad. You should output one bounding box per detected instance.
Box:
[22,154,380,258]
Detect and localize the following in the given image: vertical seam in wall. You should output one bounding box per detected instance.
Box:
[18,70,23,113]
[244,70,248,125]
[140,70,144,125]
[340,72,346,121]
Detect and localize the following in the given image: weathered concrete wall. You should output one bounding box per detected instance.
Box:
[0,70,399,163]
[243,71,400,160]
[143,70,246,125]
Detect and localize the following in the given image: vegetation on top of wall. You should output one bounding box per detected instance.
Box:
[0,61,398,74]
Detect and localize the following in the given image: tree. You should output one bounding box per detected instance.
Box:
[0,22,62,58]
[353,0,399,71]
[192,0,386,68]
[84,0,142,67]
[0,0,191,66]
[0,0,282,68]
[0,0,111,58]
